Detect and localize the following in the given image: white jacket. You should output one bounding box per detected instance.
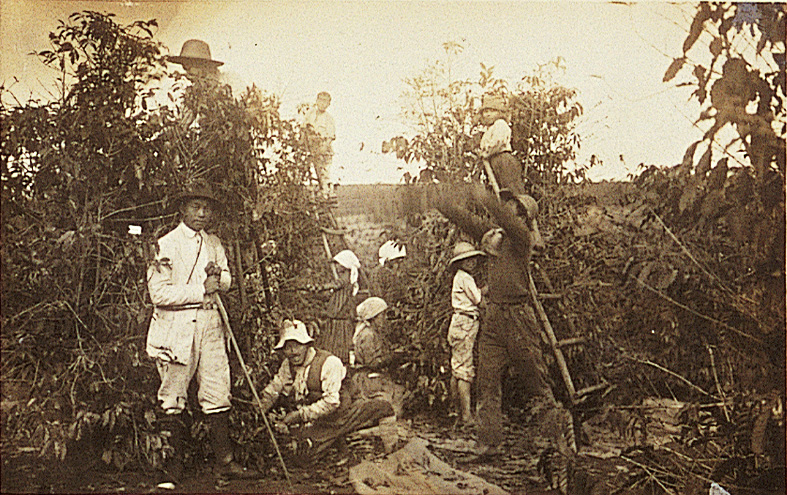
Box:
[146,222,231,364]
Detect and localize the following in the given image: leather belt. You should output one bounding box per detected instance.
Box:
[454,310,479,320]
[155,303,216,311]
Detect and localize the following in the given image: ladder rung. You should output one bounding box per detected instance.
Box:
[575,382,610,398]
[557,336,586,347]
[320,226,346,235]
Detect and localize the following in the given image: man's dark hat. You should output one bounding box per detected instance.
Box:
[168,39,224,67]
[174,182,221,208]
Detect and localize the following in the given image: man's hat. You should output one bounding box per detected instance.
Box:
[499,189,539,218]
[480,95,507,113]
[274,320,314,350]
[174,181,221,208]
[449,241,486,265]
[168,39,224,67]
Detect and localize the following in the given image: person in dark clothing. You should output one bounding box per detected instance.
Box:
[259,320,394,463]
[434,183,575,492]
[316,250,363,364]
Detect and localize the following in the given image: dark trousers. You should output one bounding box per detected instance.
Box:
[488,152,525,195]
[476,301,554,448]
[296,398,394,459]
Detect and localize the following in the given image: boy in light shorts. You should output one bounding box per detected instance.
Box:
[447,241,487,426]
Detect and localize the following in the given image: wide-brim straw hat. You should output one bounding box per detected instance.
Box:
[274,320,313,350]
[449,241,486,265]
[168,39,224,67]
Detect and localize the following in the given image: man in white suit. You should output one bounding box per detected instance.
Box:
[147,182,256,487]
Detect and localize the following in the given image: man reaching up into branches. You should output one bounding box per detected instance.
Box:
[434,183,575,493]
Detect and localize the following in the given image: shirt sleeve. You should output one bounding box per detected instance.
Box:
[480,119,512,157]
[259,361,291,413]
[437,200,492,244]
[479,192,532,258]
[324,114,336,140]
[299,356,345,422]
[461,272,483,306]
[211,236,232,292]
[147,238,204,306]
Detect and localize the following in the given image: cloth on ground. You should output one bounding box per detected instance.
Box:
[349,437,508,495]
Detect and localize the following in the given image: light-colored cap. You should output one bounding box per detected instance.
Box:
[273,319,313,350]
[378,240,407,266]
[481,228,504,257]
[448,241,486,265]
[480,95,507,113]
[356,297,388,322]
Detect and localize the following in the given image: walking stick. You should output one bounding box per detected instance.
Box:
[213,293,293,487]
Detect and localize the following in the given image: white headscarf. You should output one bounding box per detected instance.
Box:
[332,249,361,296]
[353,297,388,342]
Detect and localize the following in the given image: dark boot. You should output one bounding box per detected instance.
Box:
[157,413,187,489]
[208,411,260,480]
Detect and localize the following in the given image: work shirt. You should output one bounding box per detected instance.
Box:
[479,118,512,158]
[146,222,231,364]
[303,107,336,154]
[451,269,482,316]
[352,323,389,369]
[260,347,346,422]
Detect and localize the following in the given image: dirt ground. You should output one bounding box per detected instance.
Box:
[2,404,779,495]
[1,408,635,495]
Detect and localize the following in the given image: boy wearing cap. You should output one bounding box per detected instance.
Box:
[447,242,487,426]
[259,320,394,462]
[479,95,525,195]
[146,182,256,487]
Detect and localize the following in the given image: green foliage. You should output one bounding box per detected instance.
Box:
[661,1,785,348]
[384,43,582,187]
[1,10,334,470]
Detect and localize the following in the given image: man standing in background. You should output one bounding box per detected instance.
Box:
[303,91,336,197]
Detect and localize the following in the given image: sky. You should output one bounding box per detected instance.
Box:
[1,0,707,183]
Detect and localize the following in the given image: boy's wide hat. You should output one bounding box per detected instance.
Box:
[168,39,224,67]
[449,241,486,265]
[274,320,313,350]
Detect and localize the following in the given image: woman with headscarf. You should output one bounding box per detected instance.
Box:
[315,249,362,364]
[350,297,406,417]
